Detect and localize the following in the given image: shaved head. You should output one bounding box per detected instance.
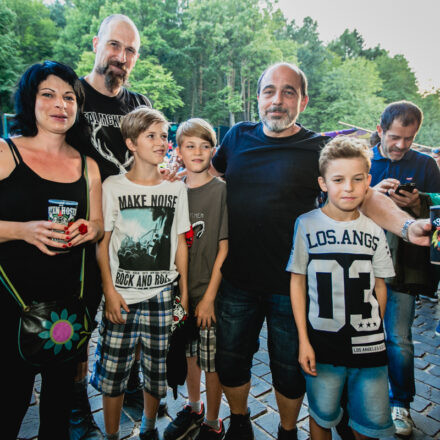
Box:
[97,14,140,43]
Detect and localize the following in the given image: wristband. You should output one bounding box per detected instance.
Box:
[401,219,416,243]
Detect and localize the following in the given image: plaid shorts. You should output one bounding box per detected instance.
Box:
[90,286,173,398]
[186,325,217,372]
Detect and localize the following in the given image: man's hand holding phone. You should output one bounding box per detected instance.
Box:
[389,183,420,214]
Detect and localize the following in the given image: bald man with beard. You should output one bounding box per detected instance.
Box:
[69,15,153,440]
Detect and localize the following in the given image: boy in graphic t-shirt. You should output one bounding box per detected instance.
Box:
[91,107,190,440]
[287,136,396,439]
[164,119,228,440]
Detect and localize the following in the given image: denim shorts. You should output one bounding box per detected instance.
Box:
[305,363,395,438]
[215,279,305,399]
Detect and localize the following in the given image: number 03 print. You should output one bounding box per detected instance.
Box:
[307,259,381,333]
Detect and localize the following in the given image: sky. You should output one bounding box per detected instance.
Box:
[277,0,439,93]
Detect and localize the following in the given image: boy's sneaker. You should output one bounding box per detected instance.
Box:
[140,428,159,440]
[195,420,225,440]
[277,424,298,440]
[224,410,254,440]
[392,406,414,437]
[164,403,205,440]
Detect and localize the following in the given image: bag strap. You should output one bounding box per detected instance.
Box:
[0,154,90,309]
[79,155,90,300]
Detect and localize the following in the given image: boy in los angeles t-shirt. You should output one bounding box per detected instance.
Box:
[287,136,395,439]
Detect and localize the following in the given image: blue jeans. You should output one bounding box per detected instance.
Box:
[215,279,305,399]
[384,286,416,407]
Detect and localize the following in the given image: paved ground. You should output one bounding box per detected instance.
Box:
[19,296,440,439]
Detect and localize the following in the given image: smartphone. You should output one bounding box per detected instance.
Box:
[395,182,416,195]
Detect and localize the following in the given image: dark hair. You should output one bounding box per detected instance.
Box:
[257,62,308,98]
[11,60,86,138]
[369,131,380,147]
[380,101,423,133]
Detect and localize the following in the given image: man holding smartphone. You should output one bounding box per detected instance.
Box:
[370,101,440,437]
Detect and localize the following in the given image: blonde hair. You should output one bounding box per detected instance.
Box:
[319,136,372,176]
[176,118,217,147]
[120,106,168,144]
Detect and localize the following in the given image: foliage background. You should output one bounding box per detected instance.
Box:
[1,0,439,146]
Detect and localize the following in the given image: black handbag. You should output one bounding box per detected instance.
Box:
[0,156,92,367]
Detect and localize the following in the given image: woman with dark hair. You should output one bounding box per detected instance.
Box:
[0,61,103,439]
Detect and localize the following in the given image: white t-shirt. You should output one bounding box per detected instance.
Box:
[286,208,395,367]
[102,174,190,304]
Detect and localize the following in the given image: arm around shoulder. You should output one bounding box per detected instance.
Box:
[360,187,412,236]
[362,187,432,246]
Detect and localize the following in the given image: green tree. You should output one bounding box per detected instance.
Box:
[53,0,105,68]
[311,57,385,131]
[0,1,23,112]
[288,17,338,128]
[48,0,72,29]
[5,0,58,66]
[175,0,291,125]
[416,90,440,147]
[374,54,418,103]
[328,29,365,60]
[130,57,184,114]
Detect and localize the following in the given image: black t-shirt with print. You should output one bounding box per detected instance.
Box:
[212,121,329,296]
[76,78,150,181]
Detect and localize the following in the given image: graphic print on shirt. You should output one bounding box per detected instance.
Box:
[190,211,206,239]
[307,252,384,356]
[84,112,133,174]
[114,193,177,290]
[287,209,395,367]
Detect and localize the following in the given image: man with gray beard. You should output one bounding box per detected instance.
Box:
[210,62,328,440]
[210,62,425,440]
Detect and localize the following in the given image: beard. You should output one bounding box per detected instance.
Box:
[259,105,295,133]
[96,60,128,93]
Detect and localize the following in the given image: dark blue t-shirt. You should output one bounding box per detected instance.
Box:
[212,121,329,295]
[370,145,440,192]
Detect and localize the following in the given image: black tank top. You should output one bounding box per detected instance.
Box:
[0,138,87,303]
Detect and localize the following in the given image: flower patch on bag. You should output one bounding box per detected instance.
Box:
[38,308,89,355]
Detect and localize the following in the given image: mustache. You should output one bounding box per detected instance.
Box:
[266,106,288,114]
[96,60,127,77]
[108,60,127,75]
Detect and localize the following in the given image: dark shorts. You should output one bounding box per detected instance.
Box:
[215,279,305,399]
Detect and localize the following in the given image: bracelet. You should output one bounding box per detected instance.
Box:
[401,219,416,242]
